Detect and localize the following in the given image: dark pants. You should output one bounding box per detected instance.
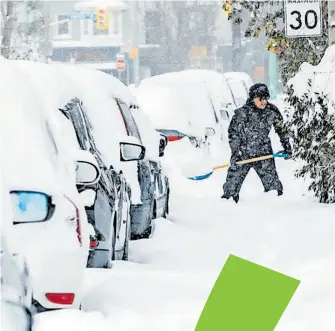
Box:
[223,158,283,197]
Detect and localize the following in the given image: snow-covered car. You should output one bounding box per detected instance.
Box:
[59,97,141,266]
[46,62,146,266]
[13,59,137,270]
[137,80,217,145]
[116,100,170,238]
[1,59,99,311]
[1,180,33,331]
[78,69,170,239]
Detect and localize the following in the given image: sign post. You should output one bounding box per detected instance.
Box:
[284,0,322,38]
[116,53,126,81]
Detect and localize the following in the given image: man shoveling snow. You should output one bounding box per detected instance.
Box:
[221,83,292,203]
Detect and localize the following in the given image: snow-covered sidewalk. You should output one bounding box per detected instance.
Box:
[34,157,335,331]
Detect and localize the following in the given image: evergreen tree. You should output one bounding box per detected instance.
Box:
[285,82,335,203]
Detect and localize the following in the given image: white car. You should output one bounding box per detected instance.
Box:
[1,59,100,311]
[15,60,145,268]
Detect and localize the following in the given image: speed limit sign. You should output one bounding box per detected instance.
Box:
[285,0,322,38]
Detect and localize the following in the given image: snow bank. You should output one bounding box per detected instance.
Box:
[288,45,335,107]
[33,310,111,331]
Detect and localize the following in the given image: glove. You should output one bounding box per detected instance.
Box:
[230,151,243,170]
[278,149,292,160]
[230,162,238,170]
[285,151,293,160]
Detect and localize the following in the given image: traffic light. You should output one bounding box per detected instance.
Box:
[96,7,108,30]
[223,0,232,15]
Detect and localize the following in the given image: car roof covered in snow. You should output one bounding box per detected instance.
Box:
[137,71,223,137]
[0,59,78,198]
[12,60,143,203]
[222,72,253,87]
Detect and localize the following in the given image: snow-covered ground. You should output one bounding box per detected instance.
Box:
[33,135,335,331]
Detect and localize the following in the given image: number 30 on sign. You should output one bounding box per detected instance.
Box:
[285,0,322,38]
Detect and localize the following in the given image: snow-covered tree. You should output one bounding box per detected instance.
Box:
[1,0,16,58]
[1,0,46,60]
[225,0,328,84]
[285,83,335,203]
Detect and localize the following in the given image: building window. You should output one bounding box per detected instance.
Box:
[58,15,69,35]
[54,14,72,38]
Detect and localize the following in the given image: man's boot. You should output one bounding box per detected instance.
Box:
[233,195,239,203]
[277,190,283,196]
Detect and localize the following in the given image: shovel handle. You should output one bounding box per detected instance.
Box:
[213,154,274,171]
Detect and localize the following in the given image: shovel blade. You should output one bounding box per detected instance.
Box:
[188,171,214,181]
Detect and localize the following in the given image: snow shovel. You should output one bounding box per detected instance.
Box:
[187,151,288,181]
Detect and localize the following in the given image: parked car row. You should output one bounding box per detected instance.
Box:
[1,58,170,328]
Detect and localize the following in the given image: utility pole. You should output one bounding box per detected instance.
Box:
[42,1,51,62]
[328,0,335,45]
[231,7,242,71]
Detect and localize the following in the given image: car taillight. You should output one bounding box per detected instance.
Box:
[64,197,82,247]
[156,129,186,142]
[46,293,75,305]
[90,241,99,248]
[167,135,185,142]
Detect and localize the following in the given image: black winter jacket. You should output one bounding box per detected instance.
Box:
[228,99,292,161]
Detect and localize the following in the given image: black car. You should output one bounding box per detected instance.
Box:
[59,97,134,268]
[115,98,170,239]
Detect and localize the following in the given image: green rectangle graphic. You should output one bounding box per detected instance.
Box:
[195,255,300,331]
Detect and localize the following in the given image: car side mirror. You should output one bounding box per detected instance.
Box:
[79,189,96,208]
[10,191,54,224]
[120,142,146,162]
[76,161,100,186]
[73,150,101,186]
[205,127,215,137]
